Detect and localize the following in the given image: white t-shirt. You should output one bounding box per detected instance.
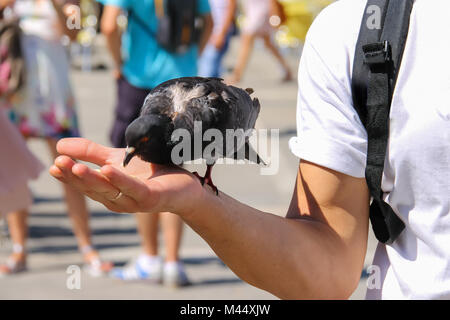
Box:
[12,0,61,41]
[289,0,450,299]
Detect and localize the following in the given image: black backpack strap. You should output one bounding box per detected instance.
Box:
[127,8,157,39]
[352,0,414,244]
[128,0,199,54]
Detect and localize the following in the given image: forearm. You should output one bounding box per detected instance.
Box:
[100,6,123,75]
[219,0,236,39]
[51,0,79,40]
[198,14,213,55]
[104,30,122,71]
[180,191,357,299]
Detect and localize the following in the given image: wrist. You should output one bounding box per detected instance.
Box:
[218,30,227,40]
[164,173,211,220]
[181,184,210,220]
[114,61,122,70]
[113,67,122,79]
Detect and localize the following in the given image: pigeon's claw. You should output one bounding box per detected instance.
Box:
[203,175,219,196]
[192,171,203,182]
[192,165,219,196]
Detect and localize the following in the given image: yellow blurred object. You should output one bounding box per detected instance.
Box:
[275,0,334,47]
[75,0,100,44]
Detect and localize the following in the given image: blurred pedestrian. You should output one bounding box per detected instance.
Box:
[99,0,212,286]
[198,0,236,78]
[227,0,292,84]
[0,0,112,276]
[0,110,44,276]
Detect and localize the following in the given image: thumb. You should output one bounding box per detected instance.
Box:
[56,138,116,166]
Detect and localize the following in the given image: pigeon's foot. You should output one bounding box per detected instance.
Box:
[203,175,219,196]
[192,165,219,196]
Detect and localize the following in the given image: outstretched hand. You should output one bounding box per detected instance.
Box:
[49,138,204,216]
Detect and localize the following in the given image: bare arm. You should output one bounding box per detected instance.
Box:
[212,0,236,50]
[182,161,370,299]
[0,0,14,10]
[50,0,79,41]
[198,13,213,55]
[100,5,123,79]
[50,139,370,299]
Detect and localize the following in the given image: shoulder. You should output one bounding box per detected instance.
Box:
[308,0,366,34]
[305,0,366,57]
[300,0,367,83]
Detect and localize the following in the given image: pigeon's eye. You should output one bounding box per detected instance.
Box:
[140,137,149,144]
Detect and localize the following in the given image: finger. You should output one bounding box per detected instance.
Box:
[54,156,99,193]
[49,165,64,180]
[54,158,139,211]
[54,155,77,175]
[103,194,141,214]
[53,156,98,187]
[70,163,142,211]
[71,163,122,201]
[56,138,116,166]
[100,165,156,205]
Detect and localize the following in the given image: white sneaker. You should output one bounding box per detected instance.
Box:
[110,255,163,283]
[163,261,191,288]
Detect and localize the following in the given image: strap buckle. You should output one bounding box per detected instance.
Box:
[363,40,391,65]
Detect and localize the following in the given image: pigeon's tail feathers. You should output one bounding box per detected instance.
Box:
[247,142,267,166]
[247,97,261,130]
[234,142,266,166]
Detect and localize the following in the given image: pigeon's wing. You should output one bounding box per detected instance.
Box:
[167,78,232,162]
[140,90,174,117]
[140,77,206,117]
[223,87,264,164]
[141,77,229,127]
[151,77,223,92]
[222,86,261,132]
[238,141,266,165]
[167,78,232,130]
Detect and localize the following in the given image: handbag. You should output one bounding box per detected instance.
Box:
[0,14,26,102]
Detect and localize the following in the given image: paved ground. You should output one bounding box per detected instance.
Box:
[0,36,377,300]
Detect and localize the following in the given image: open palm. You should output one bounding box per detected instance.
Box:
[50,138,204,215]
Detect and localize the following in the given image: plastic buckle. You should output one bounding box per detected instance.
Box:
[363,40,391,65]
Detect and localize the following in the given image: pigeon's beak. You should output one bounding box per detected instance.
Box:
[123,146,136,167]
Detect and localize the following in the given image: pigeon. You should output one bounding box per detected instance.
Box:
[123,77,265,195]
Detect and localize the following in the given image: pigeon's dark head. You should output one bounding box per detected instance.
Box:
[123,114,174,166]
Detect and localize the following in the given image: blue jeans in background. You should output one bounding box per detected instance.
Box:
[198,33,232,78]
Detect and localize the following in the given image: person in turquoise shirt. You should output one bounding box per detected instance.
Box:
[98,0,212,286]
[99,0,211,89]
[99,0,212,148]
